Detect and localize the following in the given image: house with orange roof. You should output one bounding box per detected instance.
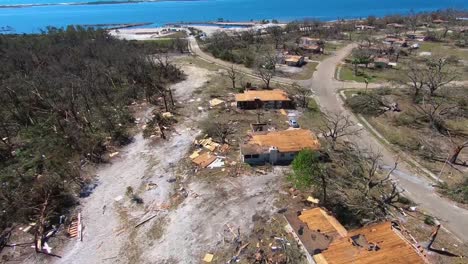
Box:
[240,129,320,165]
[235,89,293,109]
[286,208,427,264]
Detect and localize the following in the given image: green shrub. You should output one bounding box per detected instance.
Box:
[424,215,436,226]
[307,98,320,112]
[289,150,325,190]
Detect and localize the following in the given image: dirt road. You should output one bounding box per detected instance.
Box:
[189,40,468,242]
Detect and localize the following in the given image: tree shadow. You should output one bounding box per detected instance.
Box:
[428,247,461,257]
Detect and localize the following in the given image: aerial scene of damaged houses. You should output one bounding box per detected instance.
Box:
[1,2,468,264]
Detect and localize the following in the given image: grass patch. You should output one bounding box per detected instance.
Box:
[173,55,221,72]
[344,87,468,203]
[339,65,400,83]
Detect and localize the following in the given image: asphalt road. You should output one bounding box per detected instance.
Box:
[188,37,468,242]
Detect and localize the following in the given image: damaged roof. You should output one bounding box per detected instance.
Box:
[314,221,426,264]
[242,129,320,153]
[298,208,348,238]
[285,211,334,256]
[235,89,291,102]
[284,55,304,63]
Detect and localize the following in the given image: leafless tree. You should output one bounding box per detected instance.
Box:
[289,82,313,108]
[424,57,457,96]
[227,64,238,90]
[332,147,402,221]
[414,95,456,133]
[255,53,277,89]
[203,120,235,144]
[403,63,426,102]
[266,26,284,49]
[448,136,468,165]
[319,112,363,149]
[359,151,398,197]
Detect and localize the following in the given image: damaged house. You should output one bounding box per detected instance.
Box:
[299,37,323,54]
[286,208,427,264]
[280,54,306,67]
[240,129,320,165]
[235,89,293,109]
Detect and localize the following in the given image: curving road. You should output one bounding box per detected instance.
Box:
[189,37,468,242]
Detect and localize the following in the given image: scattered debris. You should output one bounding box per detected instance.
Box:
[192,152,217,168]
[219,144,230,153]
[134,214,158,228]
[207,158,225,169]
[189,150,201,159]
[203,253,214,262]
[306,196,320,204]
[162,112,173,118]
[167,177,177,183]
[209,98,225,108]
[145,182,158,191]
[22,223,36,233]
[109,152,119,158]
[196,137,220,152]
[67,213,82,241]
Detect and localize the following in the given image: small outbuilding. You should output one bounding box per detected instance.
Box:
[282,55,305,67]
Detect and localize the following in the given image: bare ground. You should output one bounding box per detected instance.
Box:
[52,58,287,264]
[141,169,285,263]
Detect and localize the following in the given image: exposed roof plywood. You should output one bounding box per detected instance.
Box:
[299,208,348,238]
[235,89,291,102]
[318,222,425,264]
[192,152,216,168]
[247,129,320,153]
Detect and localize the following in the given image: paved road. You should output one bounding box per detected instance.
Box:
[304,44,468,242]
[189,38,468,242]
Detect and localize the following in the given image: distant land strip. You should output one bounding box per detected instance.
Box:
[0,0,199,9]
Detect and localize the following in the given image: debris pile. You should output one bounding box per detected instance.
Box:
[190,136,230,169]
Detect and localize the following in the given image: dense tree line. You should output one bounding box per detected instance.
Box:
[0,27,183,232]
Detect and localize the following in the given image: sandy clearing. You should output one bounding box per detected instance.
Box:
[171,65,213,102]
[54,63,211,264]
[109,27,186,41]
[142,168,286,263]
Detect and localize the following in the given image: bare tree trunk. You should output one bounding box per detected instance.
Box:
[449,141,468,164]
[168,89,175,106]
[321,176,327,205]
[162,94,169,112]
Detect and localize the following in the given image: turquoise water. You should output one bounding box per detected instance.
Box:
[0,0,467,33]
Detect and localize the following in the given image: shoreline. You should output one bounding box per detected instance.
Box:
[0,0,200,9]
